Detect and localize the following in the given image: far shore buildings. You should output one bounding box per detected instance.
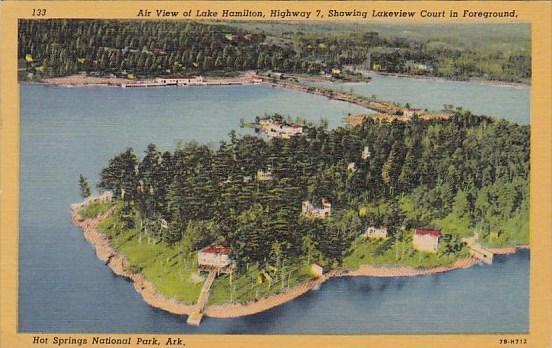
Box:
[155,76,206,86]
[364,226,388,240]
[302,197,332,219]
[197,245,234,273]
[258,119,303,139]
[402,108,422,119]
[122,76,206,88]
[413,229,442,253]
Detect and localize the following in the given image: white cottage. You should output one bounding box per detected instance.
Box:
[302,197,331,219]
[361,146,371,160]
[197,245,232,269]
[364,226,388,240]
[256,168,273,181]
[311,263,324,277]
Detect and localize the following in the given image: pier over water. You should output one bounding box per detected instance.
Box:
[187,270,219,326]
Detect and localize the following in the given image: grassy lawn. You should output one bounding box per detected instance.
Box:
[95,207,316,305]
[480,213,529,248]
[90,206,477,306]
[79,201,112,219]
[208,262,313,305]
[97,208,202,304]
[344,236,465,270]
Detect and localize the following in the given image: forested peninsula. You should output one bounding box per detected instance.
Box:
[19,20,530,83]
[75,112,529,308]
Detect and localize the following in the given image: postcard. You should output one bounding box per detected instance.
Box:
[1,1,550,348]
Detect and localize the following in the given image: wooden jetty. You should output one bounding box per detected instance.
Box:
[186,269,218,326]
[463,236,494,264]
[468,244,494,264]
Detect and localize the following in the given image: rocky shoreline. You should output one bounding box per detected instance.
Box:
[71,206,196,316]
[71,204,527,321]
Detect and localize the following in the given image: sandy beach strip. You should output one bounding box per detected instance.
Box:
[489,245,529,255]
[41,75,133,87]
[35,72,263,88]
[72,205,332,318]
[71,205,525,320]
[204,275,331,318]
[342,258,479,278]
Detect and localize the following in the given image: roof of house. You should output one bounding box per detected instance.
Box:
[415,229,442,238]
[200,245,232,255]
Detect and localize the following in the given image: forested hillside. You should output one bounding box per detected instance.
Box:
[95,112,529,270]
[19,20,530,82]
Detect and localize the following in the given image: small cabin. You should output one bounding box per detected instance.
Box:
[258,119,303,139]
[280,123,303,137]
[302,197,331,219]
[413,229,442,253]
[197,245,232,270]
[364,226,388,240]
[271,123,302,139]
[256,168,273,181]
[311,263,324,277]
[361,146,371,160]
[347,162,357,174]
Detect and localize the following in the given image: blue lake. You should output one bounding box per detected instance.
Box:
[311,74,530,125]
[19,77,529,334]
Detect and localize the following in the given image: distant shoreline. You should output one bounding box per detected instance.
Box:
[71,201,528,320]
[373,72,530,89]
[20,70,529,90]
[23,72,263,88]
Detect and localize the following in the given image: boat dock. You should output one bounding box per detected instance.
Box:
[463,236,494,264]
[186,269,218,326]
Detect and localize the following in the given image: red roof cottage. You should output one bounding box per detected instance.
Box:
[413,229,442,253]
[197,245,233,271]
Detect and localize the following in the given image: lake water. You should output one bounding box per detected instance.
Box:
[310,74,530,124]
[19,77,529,334]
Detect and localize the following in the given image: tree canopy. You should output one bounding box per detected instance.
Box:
[19,20,530,82]
[96,112,529,268]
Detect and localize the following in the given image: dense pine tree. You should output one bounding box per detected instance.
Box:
[96,112,529,266]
